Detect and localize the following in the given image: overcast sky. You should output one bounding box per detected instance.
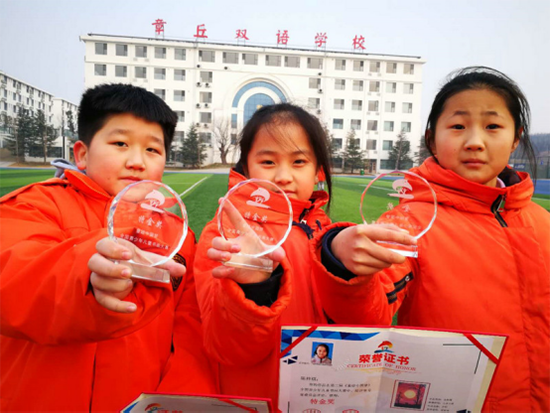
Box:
[1,0,549,133]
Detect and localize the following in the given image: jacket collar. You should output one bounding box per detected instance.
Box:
[228,169,329,222]
[65,169,112,201]
[410,157,533,213]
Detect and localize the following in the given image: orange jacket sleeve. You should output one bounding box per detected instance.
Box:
[157,231,218,394]
[0,187,172,345]
[194,220,292,368]
[311,222,415,325]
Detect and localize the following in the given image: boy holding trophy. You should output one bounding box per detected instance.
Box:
[0,84,215,411]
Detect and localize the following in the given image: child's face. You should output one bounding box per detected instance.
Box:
[433,89,519,187]
[74,113,166,196]
[316,346,327,359]
[246,122,317,202]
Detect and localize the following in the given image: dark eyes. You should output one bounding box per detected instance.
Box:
[450,124,501,130]
[113,141,127,147]
[450,125,465,130]
[147,147,162,154]
[486,124,501,130]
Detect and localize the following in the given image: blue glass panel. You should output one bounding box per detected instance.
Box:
[244,93,275,124]
[232,81,286,107]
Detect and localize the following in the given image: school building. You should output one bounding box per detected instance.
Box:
[81,33,426,172]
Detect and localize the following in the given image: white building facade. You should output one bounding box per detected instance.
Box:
[81,34,425,172]
[0,70,78,160]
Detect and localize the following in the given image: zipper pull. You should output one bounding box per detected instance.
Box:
[497,194,506,213]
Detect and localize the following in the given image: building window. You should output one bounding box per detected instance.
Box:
[368,100,379,112]
[384,121,394,132]
[367,120,378,131]
[266,55,281,67]
[95,43,107,55]
[351,119,362,130]
[385,102,395,113]
[285,56,300,68]
[366,139,377,150]
[333,119,344,130]
[116,44,128,56]
[307,57,323,69]
[380,159,396,169]
[231,114,238,129]
[309,78,321,89]
[174,90,185,102]
[353,60,364,72]
[334,99,345,110]
[402,102,413,114]
[383,140,393,150]
[200,92,212,103]
[135,46,147,58]
[200,112,212,124]
[386,82,396,93]
[242,53,258,65]
[353,80,363,91]
[404,63,415,75]
[369,81,380,93]
[199,133,212,145]
[386,62,397,74]
[231,133,238,145]
[352,100,362,111]
[401,122,412,133]
[404,83,414,94]
[223,52,239,64]
[155,47,166,59]
[335,79,346,90]
[94,64,106,76]
[332,138,343,150]
[308,98,320,109]
[335,59,346,70]
[154,68,166,80]
[175,48,186,60]
[369,61,380,73]
[154,89,166,100]
[115,65,127,77]
[199,50,215,62]
[174,69,186,81]
[175,111,185,123]
[200,71,213,83]
[135,67,147,78]
[174,131,185,141]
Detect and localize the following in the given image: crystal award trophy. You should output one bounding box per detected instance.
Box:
[360,171,437,258]
[217,179,293,272]
[108,180,188,283]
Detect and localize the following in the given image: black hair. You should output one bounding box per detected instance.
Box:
[315,343,330,356]
[425,66,536,179]
[77,83,177,153]
[236,103,332,209]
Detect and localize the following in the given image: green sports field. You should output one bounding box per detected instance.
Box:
[0,170,548,239]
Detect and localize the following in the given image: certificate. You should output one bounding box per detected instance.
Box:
[279,325,506,413]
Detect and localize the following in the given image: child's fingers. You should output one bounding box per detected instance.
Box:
[93,288,137,314]
[159,259,186,278]
[88,253,132,280]
[265,246,286,263]
[90,272,133,293]
[212,265,236,279]
[211,236,241,253]
[221,199,253,234]
[207,247,233,263]
[95,237,132,260]
[357,224,417,246]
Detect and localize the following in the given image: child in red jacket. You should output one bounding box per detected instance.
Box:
[0,84,215,411]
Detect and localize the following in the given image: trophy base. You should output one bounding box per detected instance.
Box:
[115,260,171,284]
[223,253,274,273]
[377,241,418,258]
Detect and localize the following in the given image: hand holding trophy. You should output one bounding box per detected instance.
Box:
[217,179,293,273]
[107,180,188,283]
[360,171,437,258]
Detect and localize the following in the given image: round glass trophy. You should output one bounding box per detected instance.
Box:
[360,171,437,258]
[217,179,293,272]
[108,180,188,283]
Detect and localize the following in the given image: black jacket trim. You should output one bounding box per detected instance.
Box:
[386,272,414,304]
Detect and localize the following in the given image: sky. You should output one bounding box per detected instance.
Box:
[1,0,549,133]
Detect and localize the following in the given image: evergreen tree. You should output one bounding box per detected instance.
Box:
[341,130,365,174]
[414,136,431,165]
[389,131,414,170]
[181,124,206,169]
[5,107,33,163]
[323,123,342,170]
[33,110,58,163]
[66,110,77,140]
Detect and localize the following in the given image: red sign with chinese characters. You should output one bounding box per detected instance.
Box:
[194,24,208,39]
[236,29,249,40]
[151,19,166,36]
[352,35,366,50]
[277,30,289,45]
[315,33,327,48]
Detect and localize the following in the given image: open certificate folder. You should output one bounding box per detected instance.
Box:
[279,326,507,413]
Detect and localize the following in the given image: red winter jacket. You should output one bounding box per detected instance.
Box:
[194,170,332,408]
[312,158,550,412]
[0,170,215,412]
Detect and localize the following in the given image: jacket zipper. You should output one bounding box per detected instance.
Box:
[491,194,508,228]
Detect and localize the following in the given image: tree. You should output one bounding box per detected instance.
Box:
[389,131,414,170]
[32,110,58,163]
[341,130,365,174]
[212,118,235,165]
[414,136,431,165]
[5,107,33,163]
[66,110,77,139]
[323,122,342,170]
[181,124,206,169]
